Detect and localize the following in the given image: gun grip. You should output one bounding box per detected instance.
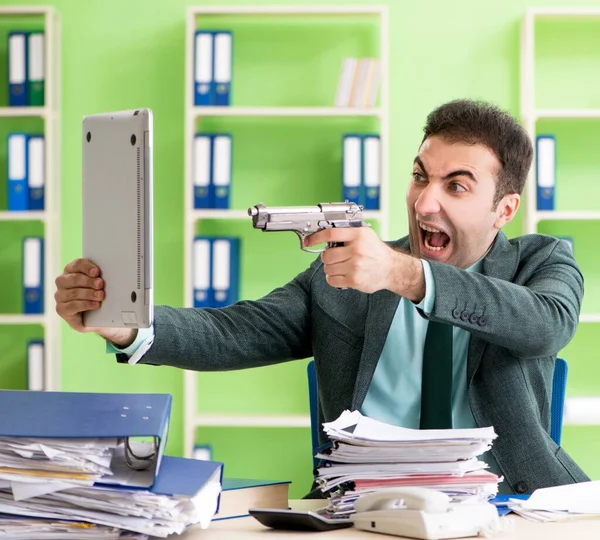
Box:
[327,242,345,249]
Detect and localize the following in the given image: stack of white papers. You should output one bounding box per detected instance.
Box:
[316,411,500,518]
[0,517,147,539]
[507,480,600,522]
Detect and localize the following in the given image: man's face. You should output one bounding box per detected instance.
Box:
[406,135,519,269]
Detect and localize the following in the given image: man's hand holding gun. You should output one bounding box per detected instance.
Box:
[248,202,425,301]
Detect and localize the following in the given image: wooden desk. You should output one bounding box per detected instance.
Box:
[158,500,600,540]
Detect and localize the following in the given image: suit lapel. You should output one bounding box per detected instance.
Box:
[467,231,520,383]
[351,237,408,409]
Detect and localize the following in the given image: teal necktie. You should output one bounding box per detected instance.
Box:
[420,320,453,429]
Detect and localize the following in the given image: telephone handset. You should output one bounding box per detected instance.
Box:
[351,487,500,540]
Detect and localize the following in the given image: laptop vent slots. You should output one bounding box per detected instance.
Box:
[136,146,141,290]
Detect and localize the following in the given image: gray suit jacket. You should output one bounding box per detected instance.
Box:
[123,231,590,494]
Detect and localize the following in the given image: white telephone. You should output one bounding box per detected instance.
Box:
[351,487,500,540]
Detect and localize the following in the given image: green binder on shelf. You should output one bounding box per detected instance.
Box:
[27,32,45,106]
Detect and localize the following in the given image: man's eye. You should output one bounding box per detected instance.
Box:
[450,182,466,192]
[412,172,424,182]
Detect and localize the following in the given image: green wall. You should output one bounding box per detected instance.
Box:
[2,0,600,498]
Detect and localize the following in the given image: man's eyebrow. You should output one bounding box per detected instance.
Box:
[413,157,428,175]
[442,169,478,183]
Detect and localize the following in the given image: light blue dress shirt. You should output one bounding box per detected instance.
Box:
[361,258,504,484]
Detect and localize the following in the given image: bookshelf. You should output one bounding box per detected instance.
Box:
[520,7,600,424]
[182,5,389,458]
[0,6,61,391]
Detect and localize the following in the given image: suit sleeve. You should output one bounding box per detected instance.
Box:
[115,258,320,371]
[421,239,583,358]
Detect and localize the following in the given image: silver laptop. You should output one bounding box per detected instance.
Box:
[81,108,153,328]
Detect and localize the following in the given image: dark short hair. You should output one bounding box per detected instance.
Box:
[421,99,533,207]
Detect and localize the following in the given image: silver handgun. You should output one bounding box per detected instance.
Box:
[248,201,369,253]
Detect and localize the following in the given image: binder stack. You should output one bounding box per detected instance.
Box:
[194,30,232,106]
[7,31,45,107]
[193,236,240,308]
[314,410,500,520]
[8,132,46,212]
[342,134,380,210]
[0,390,224,538]
[193,133,232,209]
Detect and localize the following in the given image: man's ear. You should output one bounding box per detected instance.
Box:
[494,193,520,229]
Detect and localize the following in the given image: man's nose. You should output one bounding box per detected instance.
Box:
[414,183,442,216]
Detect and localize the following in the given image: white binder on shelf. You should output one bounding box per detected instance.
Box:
[23,236,43,314]
[193,236,212,308]
[211,134,232,209]
[27,134,45,211]
[343,135,362,205]
[8,32,27,107]
[363,134,381,210]
[27,340,44,391]
[211,237,240,309]
[194,30,213,106]
[193,134,212,208]
[213,31,232,106]
[536,135,555,211]
[8,133,28,211]
[334,57,358,107]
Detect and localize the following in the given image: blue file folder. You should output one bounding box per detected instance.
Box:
[8,32,28,107]
[27,134,45,210]
[23,236,43,314]
[194,30,214,106]
[536,135,555,211]
[213,31,232,106]
[0,390,172,488]
[342,134,362,205]
[193,236,213,308]
[211,237,240,308]
[8,133,28,211]
[211,133,232,209]
[363,134,381,210]
[193,134,212,208]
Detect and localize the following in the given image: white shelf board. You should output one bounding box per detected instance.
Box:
[194,413,311,428]
[0,6,53,15]
[0,211,47,222]
[191,106,381,118]
[0,314,46,325]
[535,211,600,222]
[535,109,600,120]
[579,314,600,324]
[191,5,386,16]
[564,397,600,425]
[0,106,47,118]
[528,7,600,18]
[189,209,383,221]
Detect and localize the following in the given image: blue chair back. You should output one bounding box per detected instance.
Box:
[551,357,568,446]
[307,357,567,465]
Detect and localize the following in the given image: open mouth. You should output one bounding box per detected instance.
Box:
[419,222,450,252]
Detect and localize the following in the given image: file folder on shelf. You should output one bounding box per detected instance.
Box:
[27,134,45,210]
[193,236,212,308]
[363,134,381,210]
[0,390,172,489]
[536,135,555,211]
[8,32,28,107]
[27,32,45,106]
[26,339,44,391]
[213,31,232,106]
[23,236,43,314]
[212,237,240,308]
[194,30,213,106]
[342,134,362,205]
[193,134,212,209]
[211,134,232,209]
[8,133,28,211]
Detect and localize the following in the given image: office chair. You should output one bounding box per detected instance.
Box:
[307,357,568,466]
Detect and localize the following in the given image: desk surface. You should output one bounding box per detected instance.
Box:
[159,500,600,540]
